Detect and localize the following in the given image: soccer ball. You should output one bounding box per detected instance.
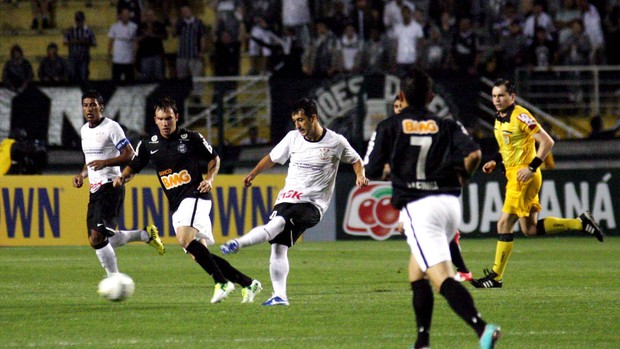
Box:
[97,273,135,301]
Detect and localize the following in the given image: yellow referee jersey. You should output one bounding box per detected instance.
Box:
[493,104,541,168]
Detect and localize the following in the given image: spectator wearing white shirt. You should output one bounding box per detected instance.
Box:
[249,16,276,75]
[282,0,311,48]
[554,0,581,44]
[383,0,415,35]
[108,8,138,82]
[523,0,556,44]
[390,6,424,78]
[336,23,363,74]
[577,0,605,63]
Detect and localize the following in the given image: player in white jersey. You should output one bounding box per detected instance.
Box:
[221,98,369,306]
[72,90,165,279]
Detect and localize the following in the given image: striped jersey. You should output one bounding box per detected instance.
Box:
[64,25,97,60]
[176,18,206,59]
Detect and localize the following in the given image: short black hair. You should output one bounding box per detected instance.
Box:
[75,10,85,22]
[154,96,178,114]
[81,89,104,105]
[400,67,432,108]
[291,98,318,118]
[492,79,516,94]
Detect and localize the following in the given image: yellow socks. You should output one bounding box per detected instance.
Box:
[492,234,514,280]
[536,217,582,235]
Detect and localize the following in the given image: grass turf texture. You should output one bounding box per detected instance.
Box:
[1,237,618,349]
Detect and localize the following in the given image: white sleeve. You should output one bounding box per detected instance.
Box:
[109,122,130,151]
[339,134,361,164]
[269,132,293,164]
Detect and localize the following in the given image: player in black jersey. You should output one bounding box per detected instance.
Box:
[364,68,500,349]
[388,94,473,282]
[113,97,262,304]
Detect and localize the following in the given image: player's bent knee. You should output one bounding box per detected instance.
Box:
[175,228,197,248]
[265,216,286,240]
[89,230,106,247]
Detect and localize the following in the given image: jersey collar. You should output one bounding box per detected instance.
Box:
[304,127,327,143]
[88,116,105,128]
[496,103,516,123]
[158,127,180,140]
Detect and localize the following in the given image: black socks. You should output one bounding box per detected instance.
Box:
[185,240,227,284]
[212,255,252,287]
[411,279,433,348]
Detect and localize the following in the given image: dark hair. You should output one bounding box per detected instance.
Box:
[47,42,58,50]
[81,89,104,105]
[492,79,516,94]
[400,67,432,108]
[291,98,318,118]
[154,96,178,114]
[75,10,85,22]
[590,115,603,131]
[10,45,23,58]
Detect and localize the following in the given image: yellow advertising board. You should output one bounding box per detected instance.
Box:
[0,174,284,246]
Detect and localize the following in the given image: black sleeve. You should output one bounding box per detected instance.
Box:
[450,120,480,164]
[192,131,218,162]
[127,138,150,172]
[364,120,392,179]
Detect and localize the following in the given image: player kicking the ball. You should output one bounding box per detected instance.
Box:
[73,90,165,280]
[221,98,368,306]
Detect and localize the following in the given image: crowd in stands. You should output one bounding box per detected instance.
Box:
[2,0,618,89]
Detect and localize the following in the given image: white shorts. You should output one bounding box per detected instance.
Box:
[401,195,461,272]
[172,197,214,246]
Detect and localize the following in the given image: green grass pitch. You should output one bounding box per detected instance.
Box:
[1,237,619,348]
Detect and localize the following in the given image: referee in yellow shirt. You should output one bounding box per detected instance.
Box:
[471,79,604,288]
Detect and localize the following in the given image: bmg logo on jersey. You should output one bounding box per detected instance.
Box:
[343,183,400,240]
[160,169,191,189]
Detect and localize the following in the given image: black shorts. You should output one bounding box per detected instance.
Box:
[86,182,124,237]
[269,202,321,247]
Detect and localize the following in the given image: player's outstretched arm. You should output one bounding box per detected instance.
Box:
[457,150,482,186]
[463,150,482,177]
[352,159,369,188]
[198,156,220,193]
[243,154,275,187]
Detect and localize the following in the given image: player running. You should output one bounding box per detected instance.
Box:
[113,96,261,304]
[364,68,500,349]
[73,90,165,279]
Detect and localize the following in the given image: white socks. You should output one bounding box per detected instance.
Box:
[270,243,289,299]
[237,216,286,248]
[108,229,148,248]
[95,243,118,276]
